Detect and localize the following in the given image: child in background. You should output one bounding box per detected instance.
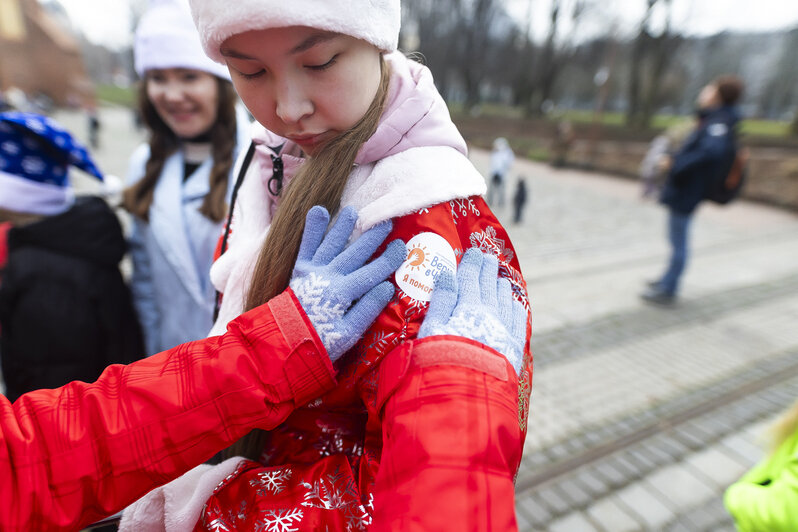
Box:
[487,136,514,207]
[0,112,143,401]
[513,175,528,224]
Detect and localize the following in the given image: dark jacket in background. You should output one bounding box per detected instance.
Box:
[660,105,740,214]
[0,196,143,401]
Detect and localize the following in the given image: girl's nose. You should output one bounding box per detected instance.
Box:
[275,82,313,124]
[163,82,185,103]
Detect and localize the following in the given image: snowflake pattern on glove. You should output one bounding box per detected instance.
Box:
[290,272,345,355]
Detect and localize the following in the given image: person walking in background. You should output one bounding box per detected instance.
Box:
[487,136,514,207]
[725,398,798,531]
[87,104,101,149]
[123,0,251,355]
[0,112,143,402]
[513,175,528,224]
[641,74,744,305]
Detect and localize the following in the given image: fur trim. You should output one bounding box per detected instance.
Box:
[0,171,74,216]
[136,0,230,80]
[189,0,400,62]
[208,145,486,335]
[342,146,487,230]
[120,457,243,532]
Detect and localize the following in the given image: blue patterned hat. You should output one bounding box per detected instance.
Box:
[0,112,103,215]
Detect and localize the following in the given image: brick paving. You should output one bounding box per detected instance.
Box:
[467,151,798,531]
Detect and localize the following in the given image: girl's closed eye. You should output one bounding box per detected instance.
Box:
[306,55,338,72]
[237,69,265,80]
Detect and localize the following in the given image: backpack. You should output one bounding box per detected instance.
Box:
[706,145,749,205]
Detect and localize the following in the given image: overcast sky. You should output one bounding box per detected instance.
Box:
[508,0,798,41]
[59,0,798,49]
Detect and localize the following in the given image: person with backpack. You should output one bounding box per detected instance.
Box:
[641,75,745,305]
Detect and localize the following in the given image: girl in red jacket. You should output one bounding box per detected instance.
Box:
[129,0,533,530]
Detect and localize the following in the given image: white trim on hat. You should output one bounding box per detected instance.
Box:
[136,0,231,80]
[0,170,74,216]
[189,0,401,63]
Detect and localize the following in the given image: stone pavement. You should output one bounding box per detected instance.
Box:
[12,108,798,530]
[468,151,798,531]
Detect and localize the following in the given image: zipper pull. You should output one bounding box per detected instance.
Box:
[268,154,284,196]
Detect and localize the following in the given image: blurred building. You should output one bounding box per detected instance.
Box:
[0,0,93,107]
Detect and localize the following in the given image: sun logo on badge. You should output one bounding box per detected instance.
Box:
[407,244,429,272]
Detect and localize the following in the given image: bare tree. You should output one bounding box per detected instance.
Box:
[522,0,593,116]
[458,0,502,110]
[626,0,680,128]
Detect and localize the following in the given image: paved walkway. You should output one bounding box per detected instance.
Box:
[468,151,798,531]
[29,109,798,530]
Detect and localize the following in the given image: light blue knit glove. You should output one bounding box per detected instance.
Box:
[418,248,528,375]
[289,205,406,361]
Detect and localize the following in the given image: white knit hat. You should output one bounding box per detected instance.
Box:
[188,0,401,63]
[135,0,231,80]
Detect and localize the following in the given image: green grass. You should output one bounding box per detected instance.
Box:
[559,110,793,139]
[455,104,793,139]
[96,84,136,108]
[739,119,791,137]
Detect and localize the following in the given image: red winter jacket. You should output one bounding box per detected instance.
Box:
[0,290,335,531]
[196,197,532,532]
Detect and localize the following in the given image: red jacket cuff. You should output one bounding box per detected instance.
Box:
[376,335,516,412]
[266,289,336,407]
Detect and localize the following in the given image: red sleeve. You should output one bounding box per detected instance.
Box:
[370,336,523,531]
[0,289,335,532]
[360,197,532,432]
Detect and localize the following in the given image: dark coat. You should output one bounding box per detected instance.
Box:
[660,105,740,214]
[0,196,143,401]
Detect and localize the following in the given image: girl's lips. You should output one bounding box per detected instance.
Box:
[287,132,331,149]
[167,110,196,122]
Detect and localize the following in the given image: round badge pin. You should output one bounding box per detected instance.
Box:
[395,232,457,303]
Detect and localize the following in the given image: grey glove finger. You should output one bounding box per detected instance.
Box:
[334,281,396,359]
[496,277,514,325]
[479,252,500,310]
[329,220,394,275]
[455,248,484,307]
[296,206,330,263]
[313,206,358,265]
[339,239,406,301]
[418,268,457,338]
[511,297,529,347]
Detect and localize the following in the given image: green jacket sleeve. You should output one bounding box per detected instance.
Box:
[724,431,798,532]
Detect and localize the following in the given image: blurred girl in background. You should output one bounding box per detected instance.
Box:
[124,0,250,355]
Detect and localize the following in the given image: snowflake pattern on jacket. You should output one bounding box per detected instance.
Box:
[196,197,531,531]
